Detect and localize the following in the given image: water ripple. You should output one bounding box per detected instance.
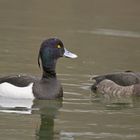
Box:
[64,92,81,96]
[75,28,140,38]
[60,108,105,114]
[60,131,137,139]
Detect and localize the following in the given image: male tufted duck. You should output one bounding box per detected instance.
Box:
[0,38,77,99]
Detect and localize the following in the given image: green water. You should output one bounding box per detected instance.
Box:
[0,0,140,140]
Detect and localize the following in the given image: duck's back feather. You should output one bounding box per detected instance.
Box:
[92,71,140,86]
[0,75,39,87]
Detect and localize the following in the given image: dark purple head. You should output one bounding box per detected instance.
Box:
[38,38,77,71]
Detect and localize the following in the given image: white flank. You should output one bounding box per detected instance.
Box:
[0,82,35,99]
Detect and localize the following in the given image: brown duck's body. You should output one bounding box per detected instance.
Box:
[91,71,140,97]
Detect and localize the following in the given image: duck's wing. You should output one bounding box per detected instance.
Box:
[92,71,140,86]
[0,75,39,87]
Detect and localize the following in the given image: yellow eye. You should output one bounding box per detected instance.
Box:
[57,45,61,48]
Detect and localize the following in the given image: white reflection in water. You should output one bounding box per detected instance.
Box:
[0,109,32,114]
[60,108,105,114]
[0,97,34,114]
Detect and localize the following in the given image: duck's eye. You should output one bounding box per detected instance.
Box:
[57,45,61,49]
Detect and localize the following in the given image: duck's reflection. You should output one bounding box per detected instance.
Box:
[0,97,62,140]
[91,92,140,109]
[33,99,62,140]
[0,97,34,114]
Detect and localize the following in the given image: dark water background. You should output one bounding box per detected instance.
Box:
[0,0,140,140]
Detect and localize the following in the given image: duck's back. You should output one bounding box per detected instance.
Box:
[0,75,38,87]
[93,71,140,86]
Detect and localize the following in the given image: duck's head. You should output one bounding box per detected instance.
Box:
[38,38,77,77]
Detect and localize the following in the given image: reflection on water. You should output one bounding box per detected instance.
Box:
[91,93,137,110]
[0,97,33,114]
[0,82,140,140]
[0,98,62,140]
[0,76,140,140]
[33,99,62,140]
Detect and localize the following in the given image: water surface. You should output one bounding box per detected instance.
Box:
[0,0,140,140]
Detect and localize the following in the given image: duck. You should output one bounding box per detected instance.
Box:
[91,71,140,97]
[0,38,77,99]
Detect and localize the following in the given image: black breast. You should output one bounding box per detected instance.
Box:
[33,78,63,99]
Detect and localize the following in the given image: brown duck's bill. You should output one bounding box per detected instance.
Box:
[64,48,78,59]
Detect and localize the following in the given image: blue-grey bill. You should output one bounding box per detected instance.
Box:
[64,48,78,58]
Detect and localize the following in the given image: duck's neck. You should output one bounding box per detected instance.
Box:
[42,67,56,78]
